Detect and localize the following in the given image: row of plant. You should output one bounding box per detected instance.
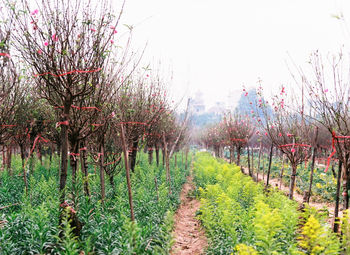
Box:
[193,152,349,254]
[238,152,337,202]
[0,151,190,254]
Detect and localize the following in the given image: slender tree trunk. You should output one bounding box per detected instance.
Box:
[289,164,297,199]
[2,145,5,171]
[334,161,342,233]
[162,148,165,167]
[162,133,171,194]
[6,145,12,175]
[129,139,138,172]
[229,146,234,164]
[343,160,350,210]
[59,104,70,203]
[20,144,28,195]
[247,147,252,177]
[148,148,153,165]
[257,142,262,181]
[185,148,188,170]
[69,140,79,202]
[120,124,135,221]
[155,144,160,167]
[237,146,243,173]
[266,144,273,187]
[307,146,317,203]
[80,141,90,197]
[262,151,266,182]
[99,137,105,204]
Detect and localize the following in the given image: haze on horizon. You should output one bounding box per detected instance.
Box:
[117,0,350,110]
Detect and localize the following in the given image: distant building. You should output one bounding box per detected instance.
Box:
[208,101,226,115]
[189,91,205,114]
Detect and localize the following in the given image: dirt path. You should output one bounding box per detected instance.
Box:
[242,167,342,224]
[171,175,207,255]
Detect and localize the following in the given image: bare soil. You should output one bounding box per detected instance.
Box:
[171,175,207,255]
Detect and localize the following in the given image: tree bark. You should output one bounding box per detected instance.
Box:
[20,144,28,195]
[307,146,317,203]
[288,164,297,199]
[120,124,135,221]
[148,148,153,165]
[59,104,70,203]
[247,147,252,177]
[155,144,160,167]
[6,145,12,175]
[80,141,90,198]
[334,161,342,233]
[129,138,138,172]
[257,142,262,181]
[99,137,105,204]
[162,133,171,194]
[266,144,273,187]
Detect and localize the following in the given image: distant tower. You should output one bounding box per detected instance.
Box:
[190,90,205,114]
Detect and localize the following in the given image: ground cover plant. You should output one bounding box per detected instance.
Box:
[193,152,343,255]
[0,151,190,254]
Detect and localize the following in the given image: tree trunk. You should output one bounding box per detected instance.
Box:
[247,147,252,177]
[162,133,171,194]
[257,142,262,181]
[237,146,243,173]
[288,164,297,199]
[229,146,234,164]
[148,148,153,165]
[59,105,70,203]
[2,145,5,171]
[334,161,342,233]
[129,139,138,172]
[307,146,317,203]
[6,145,12,175]
[120,124,135,221]
[155,144,160,167]
[251,147,254,179]
[69,139,79,202]
[185,148,188,170]
[80,141,90,197]
[99,137,106,204]
[20,144,28,195]
[266,144,273,187]
[342,159,350,210]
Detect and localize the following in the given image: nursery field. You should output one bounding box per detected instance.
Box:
[0,152,189,254]
[193,152,350,255]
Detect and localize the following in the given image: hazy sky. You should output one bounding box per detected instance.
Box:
[120,0,350,108]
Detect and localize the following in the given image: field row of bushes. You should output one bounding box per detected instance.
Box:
[0,152,189,254]
[238,152,337,202]
[193,152,348,254]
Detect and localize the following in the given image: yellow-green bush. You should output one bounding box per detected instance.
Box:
[193,152,300,254]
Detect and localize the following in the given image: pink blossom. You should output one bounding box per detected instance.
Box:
[324,89,328,93]
[244,92,248,96]
[287,133,293,137]
[110,39,114,44]
[51,33,58,42]
[111,112,115,118]
[91,28,96,32]
[291,148,295,153]
[31,9,39,16]
[265,132,268,136]
[279,132,282,136]
[37,49,42,54]
[113,29,118,34]
[44,41,49,46]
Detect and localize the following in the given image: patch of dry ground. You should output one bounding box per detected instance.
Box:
[171,175,207,255]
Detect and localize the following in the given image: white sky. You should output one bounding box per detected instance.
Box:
[118,0,350,109]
